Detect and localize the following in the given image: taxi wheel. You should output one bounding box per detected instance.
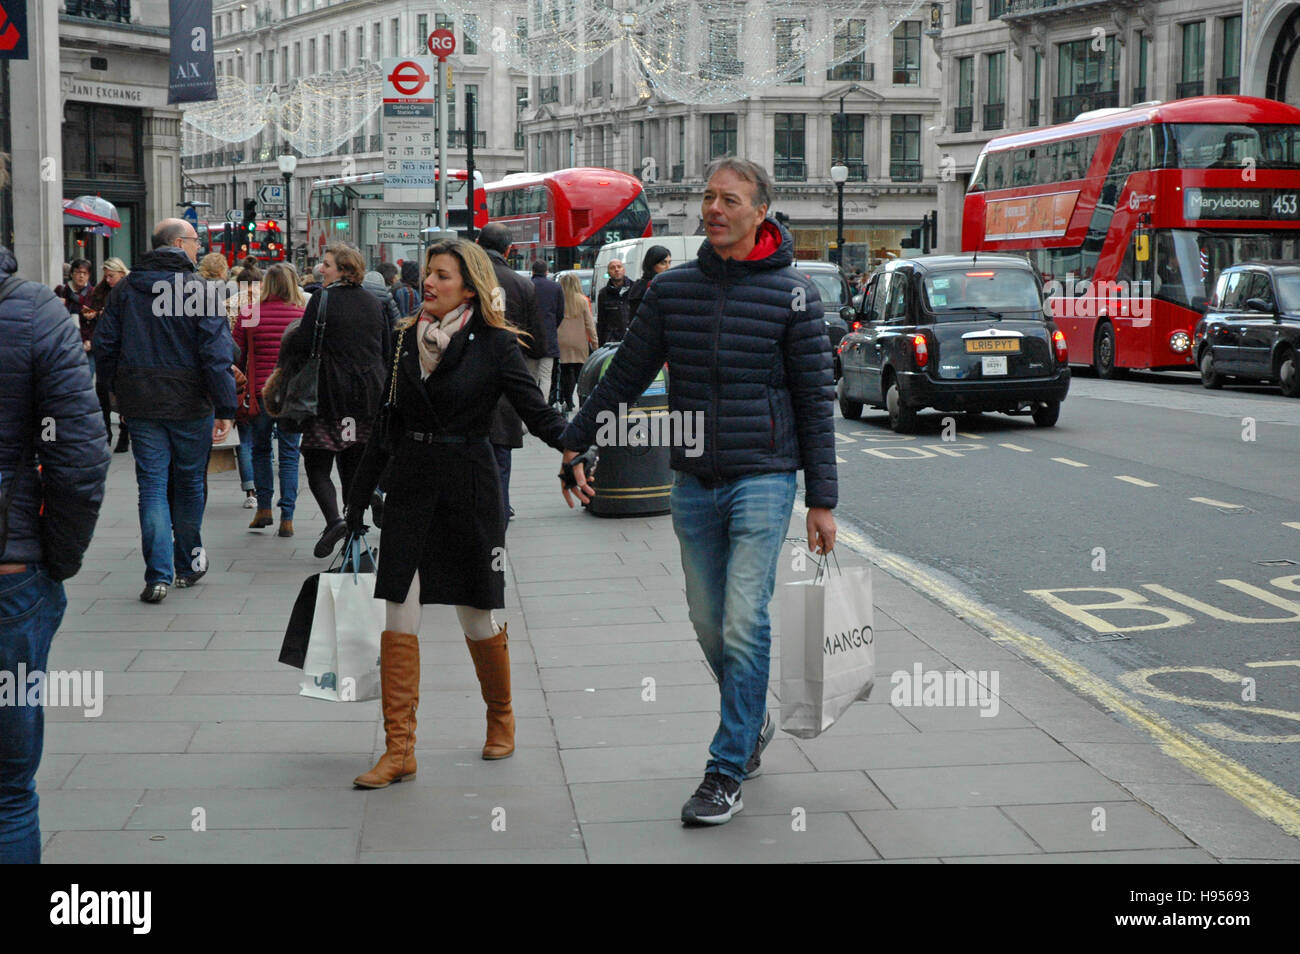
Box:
[1199,350,1224,390]
[886,381,918,434]
[1093,322,1127,379]
[837,379,863,420]
[1031,401,1060,427]
[1279,354,1300,398]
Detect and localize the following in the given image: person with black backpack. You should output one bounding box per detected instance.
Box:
[0,153,111,862]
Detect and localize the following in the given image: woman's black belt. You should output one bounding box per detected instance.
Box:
[405,431,488,445]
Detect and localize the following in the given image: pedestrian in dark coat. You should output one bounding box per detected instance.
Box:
[83,258,130,450]
[343,239,569,789]
[627,245,673,319]
[0,195,110,862]
[392,260,421,317]
[279,244,390,558]
[363,269,403,328]
[94,217,238,603]
[596,259,631,345]
[530,260,564,403]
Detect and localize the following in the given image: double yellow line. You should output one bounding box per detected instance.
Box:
[798,504,1300,840]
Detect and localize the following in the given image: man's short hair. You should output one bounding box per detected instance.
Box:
[69,258,93,275]
[152,220,190,250]
[704,157,772,211]
[531,260,548,277]
[476,223,512,256]
[377,261,399,284]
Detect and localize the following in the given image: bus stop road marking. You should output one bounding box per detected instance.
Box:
[957,432,983,440]
[1115,475,1158,487]
[1051,457,1088,467]
[1285,522,1300,532]
[999,443,1032,452]
[1190,496,1242,509]
[796,501,1300,840]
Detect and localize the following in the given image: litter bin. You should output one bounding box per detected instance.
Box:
[575,342,672,517]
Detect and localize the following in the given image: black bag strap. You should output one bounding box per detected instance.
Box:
[310,287,329,359]
[0,275,26,308]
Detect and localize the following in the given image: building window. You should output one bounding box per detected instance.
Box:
[829,18,868,81]
[831,113,866,179]
[514,88,528,150]
[307,40,315,75]
[707,20,742,77]
[1134,34,1149,102]
[1030,50,1042,126]
[419,15,430,45]
[708,113,737,159]
[356,27,365,65]
[984,51,1005,130]
[322,36,330,72]
[393,18,402,56]
[372,22,381,62]
[893,21,920,85]
[775,19,806,84]
[774,113,806,180]
[516,18,529,57]
[956,0,972,27]
[62,102,140,180]
[465,14,479,55]
[255,52,263,84]
[955,57,973,133]
[339,32,346,69]
[889,114,922,181]
[294,42,301,76]
[1179,21,1205,98]
[989,0,1007,18]
[1055,37,1119,123]
[1219,16,1241,94]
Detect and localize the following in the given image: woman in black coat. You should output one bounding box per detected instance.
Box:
[626,245,673,319]
[280,244,391,558]
[344,240,569,790]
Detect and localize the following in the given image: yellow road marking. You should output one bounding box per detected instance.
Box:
[799,502,1300,839]
[1115,475,1158,487]
[1051,457,1088,467]
[999,443,1032,452]
[1285,522,1300,531]
[1190,496,1242,509]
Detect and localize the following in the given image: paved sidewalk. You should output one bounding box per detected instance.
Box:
[38,436,1300,863]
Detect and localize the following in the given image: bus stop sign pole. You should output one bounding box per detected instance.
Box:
[428,28,455,233]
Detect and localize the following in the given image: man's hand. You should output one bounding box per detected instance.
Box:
[560,449,596,508]
[82,340,92,353]
[213,419,233,444]
[807,507,836,555]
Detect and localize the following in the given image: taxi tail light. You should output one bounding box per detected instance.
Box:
[912,334,929,369]
[851,320,861,332]
[1052,329,1068,364]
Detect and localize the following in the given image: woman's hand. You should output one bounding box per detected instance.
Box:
[560,449,596,508]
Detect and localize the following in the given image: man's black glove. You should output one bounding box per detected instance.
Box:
[344,505,367,535]
[559,447,598,489]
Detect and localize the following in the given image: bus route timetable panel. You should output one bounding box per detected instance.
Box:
[382,56,437,204]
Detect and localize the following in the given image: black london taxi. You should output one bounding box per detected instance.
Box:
[1195,262,1300,396]
[836,254,1071,432]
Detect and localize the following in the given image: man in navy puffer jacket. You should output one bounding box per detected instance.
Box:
[560,158,838,826]
[0,158,111,862]
[95,218,236,603]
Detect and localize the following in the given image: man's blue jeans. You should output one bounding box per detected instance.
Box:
[129,416,213,585]
[671,471,797,783]
[235,422,255,492]
[248,410,301,518]
[0,567,68,864]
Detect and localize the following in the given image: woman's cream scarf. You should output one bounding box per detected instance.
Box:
[416,303,472,379]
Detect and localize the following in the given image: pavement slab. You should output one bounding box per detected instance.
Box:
[32,435,1299,863]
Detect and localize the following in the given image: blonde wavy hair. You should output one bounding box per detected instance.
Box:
[102,257,129,277]
[559,272,589,323]
[398,240,529,346]
[260,263,305,306]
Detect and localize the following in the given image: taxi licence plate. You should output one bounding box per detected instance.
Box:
[966,338,1020,353]
[982,356,1008,376]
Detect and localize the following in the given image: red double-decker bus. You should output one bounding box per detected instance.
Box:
[203,220,287,267]
[962,96,1300,376]
[485,168,651,270]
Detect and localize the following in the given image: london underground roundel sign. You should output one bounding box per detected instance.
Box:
[387,60,430,96]
[427,28,455,60]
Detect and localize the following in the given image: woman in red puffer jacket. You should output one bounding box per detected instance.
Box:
[233,263,305,537]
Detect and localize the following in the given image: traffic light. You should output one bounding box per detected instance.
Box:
[901,226,923,249]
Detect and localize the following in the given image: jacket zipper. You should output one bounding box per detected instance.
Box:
[711,271,728,483]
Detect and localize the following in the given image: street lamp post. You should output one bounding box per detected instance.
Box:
[830,163,848,269]
[277,153,298,268]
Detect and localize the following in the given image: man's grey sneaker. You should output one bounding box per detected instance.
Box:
[681,772,743,826]
[139,583,168,603]
[174,570,206,589]
[744,710,776,780]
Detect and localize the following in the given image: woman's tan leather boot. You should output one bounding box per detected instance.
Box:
[248,508,273,529]
[465,624,515,759]
[354,630,420,788]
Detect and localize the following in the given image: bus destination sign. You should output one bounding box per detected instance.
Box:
[1184,188,1300,220]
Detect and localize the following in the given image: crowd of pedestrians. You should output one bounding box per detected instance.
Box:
[2,148,840,861]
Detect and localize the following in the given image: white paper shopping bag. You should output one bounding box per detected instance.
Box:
[779,563,875,738]
[299,547,383,702]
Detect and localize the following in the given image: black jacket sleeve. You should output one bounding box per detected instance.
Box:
[519,280,546,360]
[784,281,837,510]
[560,281,667,452]
[31,287,110,580]
[498,331,567,449]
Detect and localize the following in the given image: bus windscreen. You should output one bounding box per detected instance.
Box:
[1164,124,1300,169]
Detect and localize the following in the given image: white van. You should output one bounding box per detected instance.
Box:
[593,235,705,282]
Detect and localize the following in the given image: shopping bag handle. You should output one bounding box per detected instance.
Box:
[333,530,378,582]
[812,548,842,585]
